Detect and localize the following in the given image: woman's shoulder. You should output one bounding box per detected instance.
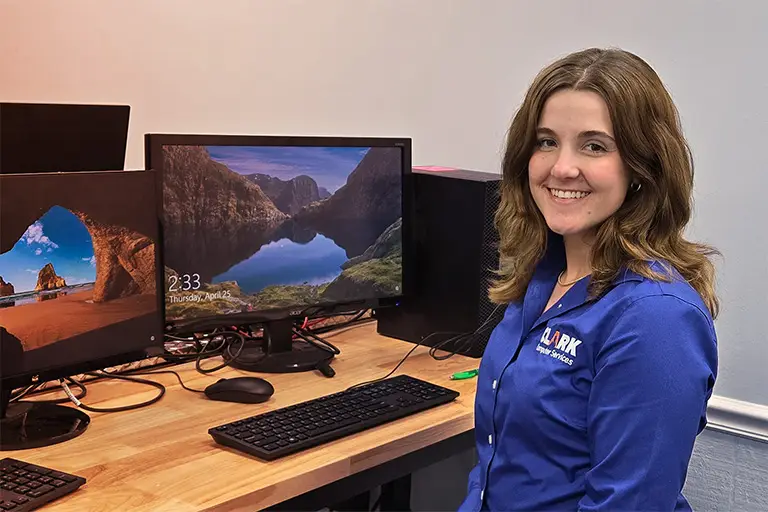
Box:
[608,259,715,332]
[592,261,718,372]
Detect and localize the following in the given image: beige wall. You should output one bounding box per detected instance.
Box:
[2,0,767,410]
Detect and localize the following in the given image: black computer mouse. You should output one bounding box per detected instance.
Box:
[204,376,275,404]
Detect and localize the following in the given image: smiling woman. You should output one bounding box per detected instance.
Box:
[459,47,720,512]
[529,90,630,245]
[489,49,719,314]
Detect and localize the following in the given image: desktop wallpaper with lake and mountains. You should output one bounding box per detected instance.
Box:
[160,144,403,324]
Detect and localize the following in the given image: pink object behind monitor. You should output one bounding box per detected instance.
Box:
[413,165,458,172]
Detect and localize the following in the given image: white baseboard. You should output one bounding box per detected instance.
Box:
[706,395,768,443]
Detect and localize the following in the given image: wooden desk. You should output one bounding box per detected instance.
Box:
[16,322,478,511]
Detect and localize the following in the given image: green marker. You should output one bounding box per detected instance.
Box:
[450,369,478,380]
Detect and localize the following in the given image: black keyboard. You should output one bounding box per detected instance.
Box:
[209,374,460,461]
[0,458,85,511]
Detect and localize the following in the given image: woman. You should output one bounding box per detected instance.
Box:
[459,47,719,511]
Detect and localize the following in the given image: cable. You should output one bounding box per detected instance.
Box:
[9,383,42,403]
[293,327,340,355]
[336,309,369,324]
[290,311,372,361]
[345,330,465,391]
[111,369,206,394]
[10,377,87,405]
[309,311,373,335]
[37,377,88,404]
[427,306,502,360]
[59,372,166,413]
[164,333,203,342]
[346,304,505,391]
[194,330,247,374]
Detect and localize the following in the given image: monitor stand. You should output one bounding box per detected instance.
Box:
[0,385,90,451]
[223,319,333,373]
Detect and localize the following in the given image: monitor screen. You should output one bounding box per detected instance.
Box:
[0,170,163,388]
[146,135,409,331]
[0,103,130,174]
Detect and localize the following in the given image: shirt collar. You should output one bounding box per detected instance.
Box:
[523,232,648,331]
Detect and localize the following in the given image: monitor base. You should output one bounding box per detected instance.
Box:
[224,341,333,374]
[0,401,90,451]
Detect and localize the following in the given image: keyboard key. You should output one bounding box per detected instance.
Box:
[24,465,52,476]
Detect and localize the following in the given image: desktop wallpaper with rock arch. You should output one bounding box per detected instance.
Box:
[0,171,160,364]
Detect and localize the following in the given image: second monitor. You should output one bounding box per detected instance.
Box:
[145,134,410,373]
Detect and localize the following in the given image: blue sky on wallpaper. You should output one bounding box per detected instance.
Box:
[206,145,369,193]
[0,206,96,293]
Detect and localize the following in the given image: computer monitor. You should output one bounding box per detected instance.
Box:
[145,134,411,373]
[0,169,164,450]
[0,102,130,174]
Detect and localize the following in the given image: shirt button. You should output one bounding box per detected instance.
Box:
[488,434,492,445]
[492,379,497,390]
[557,303,562,308]
[480,489,485,501]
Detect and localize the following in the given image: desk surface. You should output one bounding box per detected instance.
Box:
[16,322,478,511]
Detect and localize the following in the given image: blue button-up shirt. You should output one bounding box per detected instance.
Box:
[459,241,718,511]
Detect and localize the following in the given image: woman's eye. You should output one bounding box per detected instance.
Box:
[585,142,606,153]
[536,138,556,149]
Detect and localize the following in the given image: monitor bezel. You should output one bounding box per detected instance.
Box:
[145,133,413,334]
[0,168,166,390]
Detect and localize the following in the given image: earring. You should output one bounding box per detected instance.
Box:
[630,182,642,192]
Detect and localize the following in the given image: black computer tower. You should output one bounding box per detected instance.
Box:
[374,167,505,358]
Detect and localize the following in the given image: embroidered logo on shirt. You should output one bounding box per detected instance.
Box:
[536,326,582,366]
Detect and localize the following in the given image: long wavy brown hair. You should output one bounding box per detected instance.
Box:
[488,47,720,318]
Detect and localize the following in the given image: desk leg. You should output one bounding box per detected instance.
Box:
[379,474,411,511]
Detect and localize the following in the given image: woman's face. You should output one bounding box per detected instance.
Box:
[528,89,630,242]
